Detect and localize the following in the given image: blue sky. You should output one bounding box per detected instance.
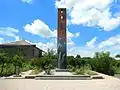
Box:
[0,0,120,57]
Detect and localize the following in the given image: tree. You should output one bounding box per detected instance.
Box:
[115,54,120,58]
[0,49,8,76]
[67,56,76,67]
[32,49,56,71]
[13,54,23,76]
[91,52,115,76]
[76,55,81,59]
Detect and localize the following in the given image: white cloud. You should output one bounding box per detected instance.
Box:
[68,34,120,57]
[98,14,120,31]
[24,19,56,38]
[0,37,4,44]
[24,33,120,58]
[55,0,120,31]
[68,46,97,57]
[25,39,56,52]
[24,19,80,38]
[86,37,97,48]
[26,39,96,57]
[0,27,20,41]
[99,35,120,48]
[24,19,80,48]
[67,30,74,38]
[75,32,80,37]
[21,0,32,4]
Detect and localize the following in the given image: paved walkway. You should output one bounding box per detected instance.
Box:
[0,79,120,90]
[0,71,120,90]
[92,71,120,80]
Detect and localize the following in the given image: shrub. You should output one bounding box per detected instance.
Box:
[30,68,41,75]
[90,52,116,76]
[44,64,53,75]
[74,68,84,75]
[85,70,98,75]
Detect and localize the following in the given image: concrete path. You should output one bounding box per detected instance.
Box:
[0,71,120,90]
[92,71,120,80]
[0,79,120,90]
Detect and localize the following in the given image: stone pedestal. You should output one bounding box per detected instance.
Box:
[56,69,69,72]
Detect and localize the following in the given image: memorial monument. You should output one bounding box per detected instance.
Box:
[35,8,91,80]
[57,8,67,69]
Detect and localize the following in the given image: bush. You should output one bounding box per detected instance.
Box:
[0,64,15,76]
[22,63,33,72]
[44,64,53,75]
[89,52,116,76]
[85,70,98,75]
[30,68,41,75]
[74,68,84,75]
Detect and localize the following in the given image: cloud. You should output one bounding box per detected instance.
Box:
[23,18,82,55]
[26,39,96,57]
[55,0,120,31]
[21,0,32,4]
[68,34,120,57]
[23,33,120,58]
[99,35,120,48]
[68,46,98,57]
[86,37,97,48]
[24,19,56,38]
[75,32,80,37]
[25,39,57,52]
[24,19,80,48]
[0,27,20,41]
[0,37,4,44]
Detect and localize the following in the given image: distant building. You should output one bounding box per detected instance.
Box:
[0,40,44,60]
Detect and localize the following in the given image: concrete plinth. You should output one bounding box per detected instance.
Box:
[35,75,91,80]
[55,69,69,72]
[35,69,91,80]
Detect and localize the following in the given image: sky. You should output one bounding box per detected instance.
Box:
[0,0,120,57]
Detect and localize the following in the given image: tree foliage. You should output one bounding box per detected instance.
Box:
[1,47,120,76]
[89,52,115,76]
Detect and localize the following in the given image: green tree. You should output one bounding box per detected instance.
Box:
[91,52,115,76]
[76,55,81,59]
[0,49,8,76]
[67,56,76,67]
[115,54,120,58]
[32,49,56,70]
[13,54,23,75]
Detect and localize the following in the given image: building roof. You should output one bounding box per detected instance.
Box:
[0,40,45,52]
[1,40,32,45]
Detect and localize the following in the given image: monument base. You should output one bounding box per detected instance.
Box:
[35,69,91,80]
[55,69,69,72]
[35,75,91,80]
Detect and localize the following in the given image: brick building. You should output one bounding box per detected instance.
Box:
[0,40,44,59]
